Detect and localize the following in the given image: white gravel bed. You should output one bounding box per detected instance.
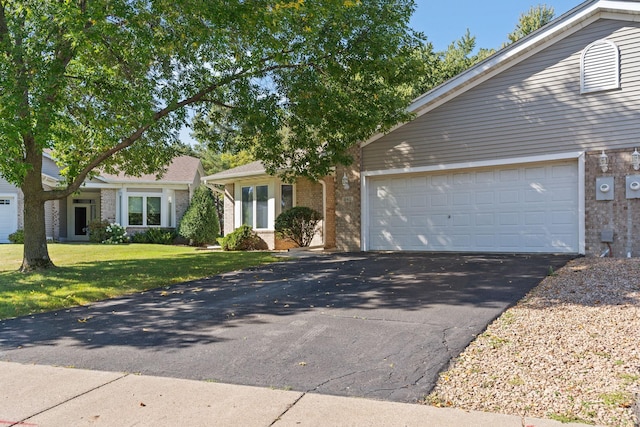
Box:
[427,257,640,427]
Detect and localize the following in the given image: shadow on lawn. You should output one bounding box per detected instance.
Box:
[0,252,574,352]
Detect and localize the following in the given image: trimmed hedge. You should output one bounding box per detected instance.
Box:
[220,225,268,251]
[275,206,322,247]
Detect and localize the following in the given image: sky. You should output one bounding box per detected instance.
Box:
[410,0,582,51]
[179,0,584,145]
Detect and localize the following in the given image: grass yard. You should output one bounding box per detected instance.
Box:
[0,244,281,320]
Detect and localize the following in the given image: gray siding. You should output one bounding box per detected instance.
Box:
[364,19,640,171]
[0,176,19,194]
[42,156,61,179]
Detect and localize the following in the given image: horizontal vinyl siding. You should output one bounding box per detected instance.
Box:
[0,177,19,193]
[363,19,640,171]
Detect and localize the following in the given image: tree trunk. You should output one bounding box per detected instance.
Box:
[20,156,55,272]
[21,192,53,272]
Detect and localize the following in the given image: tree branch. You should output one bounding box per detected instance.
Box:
[44,60,317,201]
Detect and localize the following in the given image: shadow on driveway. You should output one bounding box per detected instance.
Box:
[0,252,574,402]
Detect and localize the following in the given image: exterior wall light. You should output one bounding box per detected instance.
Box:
[632,148,640,170]
[342,172,350,190]
[599,150,609,173]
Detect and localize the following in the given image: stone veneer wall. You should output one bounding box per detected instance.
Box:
[335,146,361,251]
[585,149,640,257]
[100,189,117,223]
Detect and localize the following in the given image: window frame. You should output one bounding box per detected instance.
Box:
[124,193,167,228]
[238,183,272,230]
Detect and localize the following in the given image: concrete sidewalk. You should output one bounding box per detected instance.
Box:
[0,362,598,427]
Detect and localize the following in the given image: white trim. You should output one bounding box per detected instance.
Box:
[361,176,369,251]
[235,181,274,231]
[578,153,586,255]
[362,151,585,178]
[361,152,585,253]
[0,193,18,243]
[84,180,191,188]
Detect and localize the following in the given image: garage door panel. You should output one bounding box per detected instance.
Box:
[367,161,579,253]
[476,213,494,226]
[499,190,520,204]
[430,194,448,207]
[475,192,494,204]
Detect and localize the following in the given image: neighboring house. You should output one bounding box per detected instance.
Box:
[0,154,203,243]
[202,161,336,250]
[211,0,640,257]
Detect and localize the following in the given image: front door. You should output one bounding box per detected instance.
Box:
[71,204,92,241]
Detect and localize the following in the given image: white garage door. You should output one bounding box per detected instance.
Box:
[367,161,579,253]
[0,195,18,243]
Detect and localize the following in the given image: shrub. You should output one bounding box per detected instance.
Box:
[130,228,177,245]
[102,223,128,244]
[88,220,110,243]
[178,185,219,246]
[87,220,127,244]
[275,206,322,247]
[8,229,24,244]
[220,225,268,251]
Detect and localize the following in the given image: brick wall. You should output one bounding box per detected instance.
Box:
[322,175,336,249]
[175,189,190,226]
[585,149,640,257]
[223,184,235,236]
[295,178,324,247]
[100,189,117,223]
[334,146,361,251]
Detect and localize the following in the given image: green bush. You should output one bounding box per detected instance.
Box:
[275,206,322,247]
[102,223,128,244]
[88,220,110,243]
[88,220,127,244]
[178,186,219,246]
[8,229,24,244]
[130,228,177,245]
[220,225,268,251]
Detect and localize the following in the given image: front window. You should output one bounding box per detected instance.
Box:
[128,195,163,227]
[256,185,268,228]
[241,184,269,229]
[128,196,143,225]
[242,186,253,226]
[147,197,161,226]
[281,184,293,212]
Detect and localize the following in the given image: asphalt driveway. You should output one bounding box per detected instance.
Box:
[0,253,574,402]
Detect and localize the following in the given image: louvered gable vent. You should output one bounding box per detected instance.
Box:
[581,39,620,94]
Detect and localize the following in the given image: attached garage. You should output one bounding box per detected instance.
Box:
[0,194,18,243]
[364,161,580,253]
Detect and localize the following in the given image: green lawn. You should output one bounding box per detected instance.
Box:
[0,244,282,320]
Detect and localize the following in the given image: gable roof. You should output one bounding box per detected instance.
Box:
[98,155,202,184]
[363,0,640,147]
[202,161,267,184]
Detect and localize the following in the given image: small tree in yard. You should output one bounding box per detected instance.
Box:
[179,186,219,246]
[275,207,322,248]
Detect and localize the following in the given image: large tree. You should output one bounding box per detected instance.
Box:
[505,4,555,46]
[0,0,424,271]
[411,30,494,97]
